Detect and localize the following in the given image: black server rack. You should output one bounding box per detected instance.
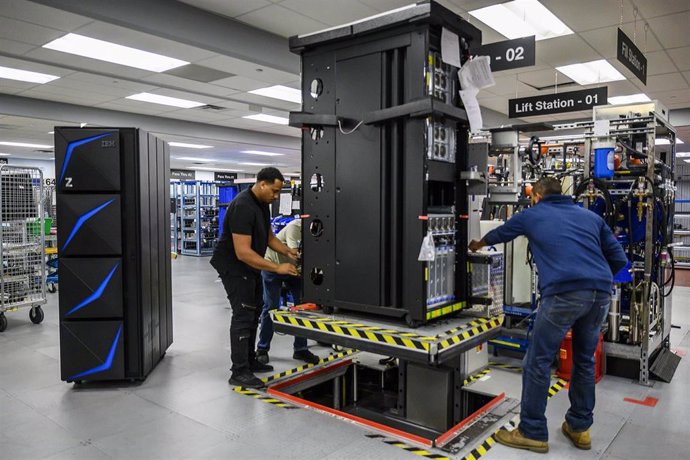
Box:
[55,127,173,382]
[290,1,481,326]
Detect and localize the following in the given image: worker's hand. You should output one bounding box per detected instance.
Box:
[286,248,300,261]
[469,240,484,253]
[276,263,299,276]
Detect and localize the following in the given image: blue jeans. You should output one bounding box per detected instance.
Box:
[519,289,610,441]
[257,271,308,352]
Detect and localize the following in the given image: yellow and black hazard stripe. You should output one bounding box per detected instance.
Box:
[232,387,298,409]
[261,349,356,384]
[436,316,503,351]
[489,338,522,349]
[366,435,449,460]
[426,301,466,321]
[273,311,435,352]
[488,362,523,373]
[463,368,491,386]
[457,378,567,459]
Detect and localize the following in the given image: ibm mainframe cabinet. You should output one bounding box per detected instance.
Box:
[55,127,172,382]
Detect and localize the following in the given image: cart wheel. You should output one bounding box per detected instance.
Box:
[331,344,344,352]
[29,306,44,324]
[48,283,57,294]
[0,314,6,332]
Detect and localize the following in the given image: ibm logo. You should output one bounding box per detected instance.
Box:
[101,139,116,148]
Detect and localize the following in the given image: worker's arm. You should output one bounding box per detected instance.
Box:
[600,220,628,275]
[233,234,297,275]
[268,231,299,261]
[470,211,529,252]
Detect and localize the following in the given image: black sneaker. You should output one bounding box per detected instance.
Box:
[228,370,264,388]
[293,349,321,364]
[256,349,270,364]
[249,361,274,373]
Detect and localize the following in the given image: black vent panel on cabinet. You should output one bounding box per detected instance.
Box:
[291,1,480,325]
[55,127,172,383]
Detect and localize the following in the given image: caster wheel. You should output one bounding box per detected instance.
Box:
[0,314,6,332]
[332,344,344,352]
[30,306,44,324]
[48,283,57,294]
[404,314,420,328]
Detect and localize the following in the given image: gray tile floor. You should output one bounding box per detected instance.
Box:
[1,256,689,459]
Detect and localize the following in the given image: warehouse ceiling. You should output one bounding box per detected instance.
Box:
[0,0,688,172]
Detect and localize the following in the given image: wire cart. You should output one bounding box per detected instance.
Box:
[0,166,47,332]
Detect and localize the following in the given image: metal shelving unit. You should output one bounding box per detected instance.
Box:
[175,181,219,256]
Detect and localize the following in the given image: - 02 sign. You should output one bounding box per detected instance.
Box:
[508,87,608,118]
[474,36,535,72]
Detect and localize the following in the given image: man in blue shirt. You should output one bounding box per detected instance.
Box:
[470,177,627,454]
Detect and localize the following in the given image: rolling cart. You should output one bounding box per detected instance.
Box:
[0,166,47,332]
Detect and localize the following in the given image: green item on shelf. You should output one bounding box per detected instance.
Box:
[27,217,53,236]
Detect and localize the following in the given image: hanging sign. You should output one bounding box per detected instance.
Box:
[170,169,195,180]
[508,87,608,118]
[214,172,237,181]
[617,28,647,85]
[474,36,536,72]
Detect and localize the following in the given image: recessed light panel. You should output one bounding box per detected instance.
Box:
[556,60,625,85]
[249,85,301,104]
[0,65,59,84]
[242,114,289,125]
[469,0,573,41]
[126,93,204,108]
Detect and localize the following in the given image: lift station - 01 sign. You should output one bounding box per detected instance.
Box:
[508,87,608,118]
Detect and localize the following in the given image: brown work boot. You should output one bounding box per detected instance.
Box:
[562,421,591,450]
[495,428,549,453]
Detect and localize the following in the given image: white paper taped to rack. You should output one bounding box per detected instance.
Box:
[441,27,462,68]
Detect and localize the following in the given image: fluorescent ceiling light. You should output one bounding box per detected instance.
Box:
[243,114,289,125]
[608,93,651,105]
[169,142,213,149]
[48,131,54,134]
[249,85,301,104]
[43,33,188,72]
[174,156,215,162]
[469,0,573,41]
[0,141,52,148]
[193,167,244,172]
[684,159,690,163]
[676,152,690,158]
[556,59,625,85]
[239,162,273,166]
[0,65,59,84]
[0,153,11,156]
[242,150,284,157]
[126,92,204,108]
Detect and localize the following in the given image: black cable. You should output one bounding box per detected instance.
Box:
[662,249,675,298]
[574,177,616,229]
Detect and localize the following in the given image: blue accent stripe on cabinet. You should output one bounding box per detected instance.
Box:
[61,199,115,252]
[68,323,123,380]
[58,132,113,184]
[66,261,121,316]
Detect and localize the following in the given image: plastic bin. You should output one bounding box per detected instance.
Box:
[27,217,53,236]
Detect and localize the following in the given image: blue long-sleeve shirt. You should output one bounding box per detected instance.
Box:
[483,195,628,297]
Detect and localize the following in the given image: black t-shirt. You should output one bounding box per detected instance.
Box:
[210,188,270,276]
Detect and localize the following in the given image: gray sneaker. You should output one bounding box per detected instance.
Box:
[256,349,269,364]
[228,370,264,389]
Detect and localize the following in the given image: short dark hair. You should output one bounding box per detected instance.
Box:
[533,177,562,196]
[256,167,284,184]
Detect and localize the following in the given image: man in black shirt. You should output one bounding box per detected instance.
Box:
[211,167,299,388]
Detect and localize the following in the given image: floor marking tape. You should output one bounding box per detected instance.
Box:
[261,350,356,384]
[232,386,298,409]
[365,434,450,460]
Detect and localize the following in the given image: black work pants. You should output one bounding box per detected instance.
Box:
[220,273,263,372]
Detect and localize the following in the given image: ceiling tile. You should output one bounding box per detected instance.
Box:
[141,73,240,98]
[648,89,690,105]
[477,96,508,115]
[280,0,379,26]
[647,11,690,49]
[0,38,36,55]
[95,100,179,116]
[160,108,237,122]
[646,50,679,75]
[212,75,276,91]
[226,92,299,111]
[489,75,537,97]
[0,81,37,95]
[668,47,690,71]
[536,34,601,67]
[42,77,146,98]
[1,0,94,32]
[581,25,662,59]
[17,88,115,105]
[647,72,689,91]
[67,72,157,92]
[357,0,416,13]
[178,0,272,18]
[0,16,66,46]
[235,4,328,38]
[636,0,690,20]
[195,55,299,84]
[542,0,623,32]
